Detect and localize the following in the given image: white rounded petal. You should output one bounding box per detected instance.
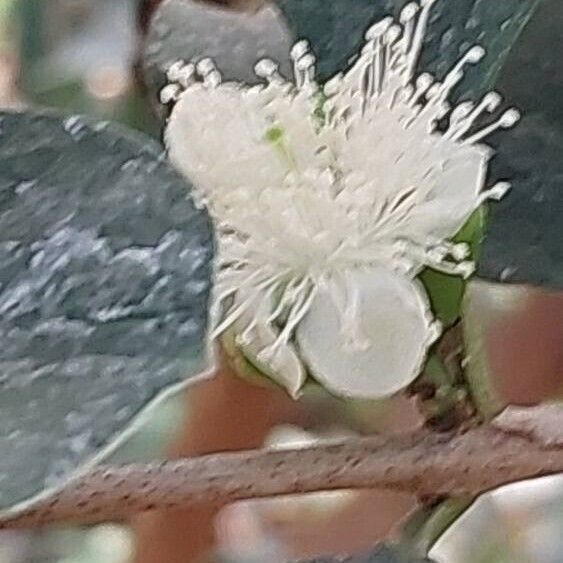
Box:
[335,122,490,245]
[165,82,328,202]
[402,141,491,241]
[166,84,286,197]
[235,315,307,399]
[296,267,439,399]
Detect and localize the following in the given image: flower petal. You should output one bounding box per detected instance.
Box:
[394,141,491,241]
[333,105,491,236]
[235,313,307,399]
[296,267,439,399]
[214,275,307,398]
[165,80,328,204]
[166,83,285,197]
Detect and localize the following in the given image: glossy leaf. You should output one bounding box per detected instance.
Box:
[421,208,486,326]
[276,0,541,95]
[275,0,394,81]
[479,0,563,289]
[0,110,214,516]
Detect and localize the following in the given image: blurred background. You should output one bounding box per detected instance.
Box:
[0,1,563,562]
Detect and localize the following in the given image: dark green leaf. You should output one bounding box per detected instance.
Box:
[421,208,486,326]
[142,0,293,114]
[0,110,214,516]
[275,0,394,81]
[420,269,465,327]
[478,0,563,289]
[276,0,541,95]
[416,0,542,98]
[479,117,563,288]
[297,544,435,563]
[15,1,159,134]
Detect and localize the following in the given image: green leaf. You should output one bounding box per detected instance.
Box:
[14,2,159,135]
[478,0,563,289]
[276,0,394,81]
[0,110,214,517]
[420,207,486,326]
[276,0,541,95]
[297,544,436,562]
[419,270,464,327]
[415,0,542,98]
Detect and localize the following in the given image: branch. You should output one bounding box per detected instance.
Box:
[2,409,563,529]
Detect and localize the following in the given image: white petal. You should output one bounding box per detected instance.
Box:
[322,14,494,247]
[296,267,439,399]
[333,114,490,244]
[398,141,491,241]
[166,83,284,197]
[234,313,307,399]
[165,82,328,203]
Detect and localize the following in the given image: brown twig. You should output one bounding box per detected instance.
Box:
[2,410,563,529]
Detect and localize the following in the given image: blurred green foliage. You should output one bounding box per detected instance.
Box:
[13,0,159,135]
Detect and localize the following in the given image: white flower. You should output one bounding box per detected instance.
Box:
[163,0,519,399]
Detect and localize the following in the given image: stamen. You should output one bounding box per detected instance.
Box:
[267,279,298,323]
[179,64,196,88]
[448,92,500,139]
[396,240,475,279]
[373,37,385,95]
[406,0,438,79]
[479,182,512,203]
[409,72,434,106]
[400,2,420,53]
[340,280,371,352]
[400,83,415,103]
[431,257,476,278]
[259,280,316,362]
[426,81,443,101]
[211,295,255,339]
[196,57,216,77]
[484,91,503,111]
[291,39,310,61]
[290,40,311,89]
[400,2,420,23]
[213,284,238,307]
[384,25,402,70]
[365,17,393,41]
[167,61,196,89]
[450,242,471,261]
[160,83,181,104]
[384,25,403,45]
[166,61,186,83]
[433,46,485,102]
[296,53,317,91]
[275,282,316,346]
[213,267,289,339]
[427,241,471,261]
[206,70,222,88]
[355,40,376,100]
[444,101,474,136]
[237,283,285,346]
[323,73,344,102]
[236,319,258,346]
[463,108,520,144]
[195,57,222,87]
[254,58,282,83]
